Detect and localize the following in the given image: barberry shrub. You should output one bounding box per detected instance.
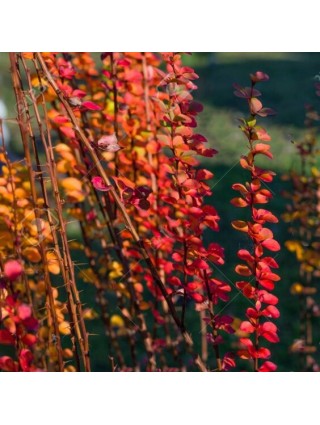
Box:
[0,55,283,372]
[0,52,236,372]
[231,72,280,372]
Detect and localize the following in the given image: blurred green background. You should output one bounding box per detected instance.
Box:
[1,52,320,371]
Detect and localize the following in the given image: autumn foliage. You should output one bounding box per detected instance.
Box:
[0,52,294,372]
[232,72,280,371]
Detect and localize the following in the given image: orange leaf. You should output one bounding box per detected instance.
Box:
[231,220,248,232]
[23,247,41,263]
[250,98,262,114]
[252,143,273,159]
[231,197,248,208]
[235,264,252,276]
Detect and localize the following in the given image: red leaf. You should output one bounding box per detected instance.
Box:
[237,249,254,262]
[257,108,276,117]
[259,322,279,343]
[222,354,236,371]
[21,333,37,346]
[239,337,253,348]
[167,276,182,287]
[233,85,261,99]
[261,305,280,319]
[82,101,101,111]
[0,356,18,372]
[72,89,87,98]
[258,279,275,290]
[196,169,214,180]
[240,321,255,333]
[236,281,255,298]
[17,304,32,320]
[250,71,270,83]
[192,259,209,270]
[256,347,271,359]
[52,115,69,124]
[60,126,75,138]
[261,321,277,333]
[91,176,113,192]
[172,252,183,262]
[253,167,276,182]
[0,329,15,345]
[246,308,258,319]
[191,292,205,303]
[261,239,280,251]
[4,260,23,281]
[253,208,278,224]
[259,361,277,372]
[257,270,280,282]
[19,349,34,372]
[260,257,279,269]
[259,290,278,305]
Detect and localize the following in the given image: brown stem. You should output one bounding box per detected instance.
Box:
[9,53,64,371]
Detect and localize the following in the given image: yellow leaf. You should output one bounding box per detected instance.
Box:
[291,283,303,295]
[57,160,69,173]
[110,315,124,328]
[83,308,98,320]
[21,53,34,60]
[65,190,85,203]
[0,153,7,163]
[68,208,84,221]
[57,150,75,162]
[23,246,41,263]
[61,177,83,192]
[65,365,76,372]
[14,188,27,198]
[68,241,84,250]
[285,240,304,260]
[39,326,49,340]
[79,268,96,284]
[59,321,71,335]
[109,261,123,279]
[31,76,48,89]
[55,143,71,153]
[22,237,39,247]
[46,251,60,274]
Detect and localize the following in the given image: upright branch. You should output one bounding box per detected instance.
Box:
[156,53,235,371]
[232,71,280,372]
